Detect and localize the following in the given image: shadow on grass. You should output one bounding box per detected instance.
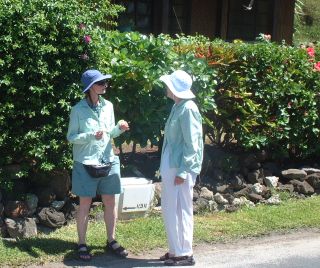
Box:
[2,237,77,260]
[3,238,165,267]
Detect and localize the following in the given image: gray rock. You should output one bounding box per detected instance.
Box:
[234,187,251,198]
[278,183,294,193]
[264,176,279,188]
[193,197,211,214]
[38,207,65,228]
[266,194,281,205]
[252,183,264,194]
[214,193,229,205]
[290,180,314,195]
[217,203,229,211]
[305,173,320,190]
[215,184,229,193]
[239,196,255,207]
[225,205,240,213]
[281,169,307,181]
[5,218,37,239]
[247,192,263,203]
[199,187,214,200]
[302,167,320,175]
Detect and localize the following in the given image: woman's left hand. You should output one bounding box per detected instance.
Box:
[174,176,185,185]
[118,120,130,131]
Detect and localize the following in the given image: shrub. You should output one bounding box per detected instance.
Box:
[0,0,123,173]
[95,32,176,148]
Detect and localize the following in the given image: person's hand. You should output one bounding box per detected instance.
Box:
[174,176,185,185]
[95,130,104,140]
[118,120,130,131]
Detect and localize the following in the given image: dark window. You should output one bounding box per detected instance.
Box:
[117,0,153,33]
[168,0,191,35]
[227,0,274,41]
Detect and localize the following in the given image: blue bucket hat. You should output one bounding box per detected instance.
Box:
[81,69,112,93]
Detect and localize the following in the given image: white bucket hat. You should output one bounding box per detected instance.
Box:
[160,70,195,99]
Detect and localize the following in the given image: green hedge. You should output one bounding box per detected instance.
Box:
[97,33,320,159]
[0,1,319,182]
[0,0,123,174]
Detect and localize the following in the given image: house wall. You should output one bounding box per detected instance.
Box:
[190,0,219,38]
[273,0,295,44]
[115,0,295,44]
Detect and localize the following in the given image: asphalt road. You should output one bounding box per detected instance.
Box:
[29,229,320,268]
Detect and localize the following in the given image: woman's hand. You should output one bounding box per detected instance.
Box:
[118,120,130,131]
[174,176,185,185]
[95,130,104,140]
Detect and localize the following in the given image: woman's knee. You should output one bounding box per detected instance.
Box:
[102,194,115,206]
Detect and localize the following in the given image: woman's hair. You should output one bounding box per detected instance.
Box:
[85,90,94,105]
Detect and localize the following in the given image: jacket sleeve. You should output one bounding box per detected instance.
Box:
[66,107,95,144]
[176,107,202,179]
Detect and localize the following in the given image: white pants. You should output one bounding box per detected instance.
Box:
[160,149,197,257]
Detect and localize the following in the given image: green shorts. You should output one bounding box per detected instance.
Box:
[71,156,122,197]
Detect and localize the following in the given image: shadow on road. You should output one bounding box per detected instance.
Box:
[63,254,165,268]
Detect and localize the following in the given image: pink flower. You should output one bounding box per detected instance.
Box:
[79,23,86,30]
[83,35,92,44]
[314,62,320,72]
[264,34,271,41]
[307,47,315,57]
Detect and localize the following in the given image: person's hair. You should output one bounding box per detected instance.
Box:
[85,90,94,105]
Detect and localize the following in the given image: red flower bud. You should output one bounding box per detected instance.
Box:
[314,61,320,72]
[307,47,315,57]
[83,35,92,44]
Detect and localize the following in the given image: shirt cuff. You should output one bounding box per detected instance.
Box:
[176,170,187,180]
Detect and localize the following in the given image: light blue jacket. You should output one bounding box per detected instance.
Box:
[67,97,123,165]
[161,99,203,179]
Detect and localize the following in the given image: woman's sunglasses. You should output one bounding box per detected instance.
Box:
[95,80,108,86]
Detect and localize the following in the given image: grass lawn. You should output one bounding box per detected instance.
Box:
[1,195,320,266]
[294,0,320,45]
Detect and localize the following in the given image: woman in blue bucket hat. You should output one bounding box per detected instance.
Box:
[159,70,203,266]
[67,69,129,261]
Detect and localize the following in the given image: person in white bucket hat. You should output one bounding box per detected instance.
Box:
[159,70,203,266]
[67,69,129,261]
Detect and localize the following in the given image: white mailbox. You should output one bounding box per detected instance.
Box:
[116,177,155,220]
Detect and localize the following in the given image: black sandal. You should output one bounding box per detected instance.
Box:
[77,244,92,261]
[164,255,195,266]
[160,252,174,261]
[106,240,128,257]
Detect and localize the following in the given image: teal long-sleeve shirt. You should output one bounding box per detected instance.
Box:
[161,99,204,179]
[67,97,123,165]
